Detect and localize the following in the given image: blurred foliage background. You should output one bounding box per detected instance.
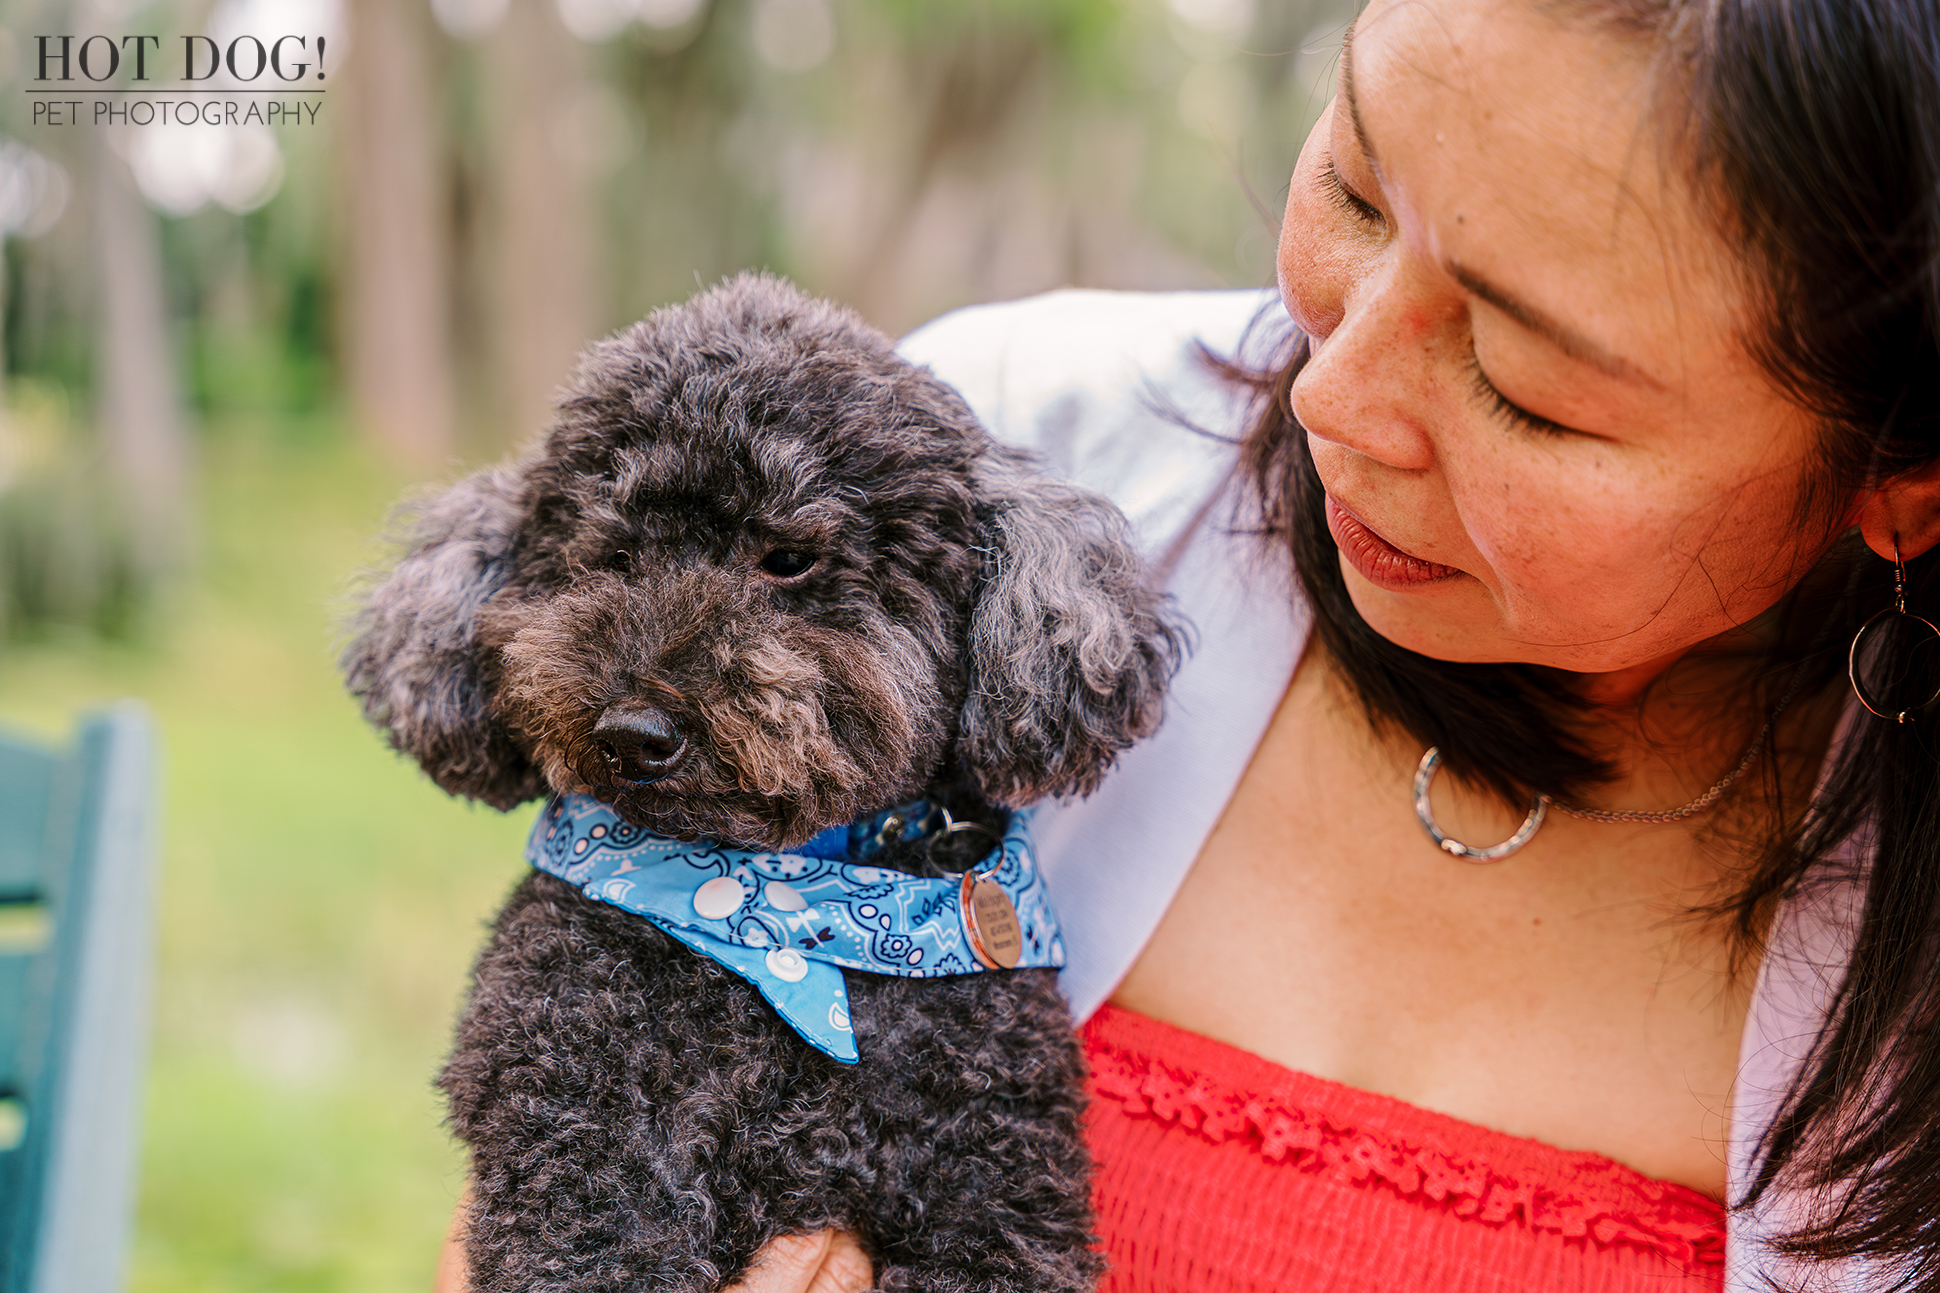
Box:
[0,0,1352,1287]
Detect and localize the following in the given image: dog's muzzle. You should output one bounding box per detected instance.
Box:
[592,706,687,787]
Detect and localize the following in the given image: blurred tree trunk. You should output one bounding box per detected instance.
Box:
[842,31,1044,325]
[91,137,190,576]
[480,0,596,445]
[341,0,456,465]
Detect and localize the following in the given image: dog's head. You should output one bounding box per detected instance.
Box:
[344,274,1181,849]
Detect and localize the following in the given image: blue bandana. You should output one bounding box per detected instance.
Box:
[525,794,1065,1063]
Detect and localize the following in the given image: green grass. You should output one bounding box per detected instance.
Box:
[0,428,532,1292]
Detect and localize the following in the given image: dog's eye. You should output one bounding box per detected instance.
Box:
[758,550,816,579]
[604,550,632,573]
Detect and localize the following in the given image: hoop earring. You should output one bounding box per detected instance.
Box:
[1848,539,1940,723]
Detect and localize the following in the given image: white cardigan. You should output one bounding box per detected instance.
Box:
[899,288,1874,1292]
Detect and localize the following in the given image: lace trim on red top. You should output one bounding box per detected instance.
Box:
[1083,1005,1727,1270]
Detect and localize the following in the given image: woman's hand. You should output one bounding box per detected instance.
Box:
[433,1193,471,1293]
[433,1191,871,1293]
[723,1230,874,1293]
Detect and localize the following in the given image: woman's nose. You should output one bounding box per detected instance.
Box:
[1290,257,1446,474]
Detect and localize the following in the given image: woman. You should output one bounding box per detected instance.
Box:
[441,0,1940,1287]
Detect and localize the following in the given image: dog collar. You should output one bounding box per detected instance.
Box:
[525,793,1065,1063]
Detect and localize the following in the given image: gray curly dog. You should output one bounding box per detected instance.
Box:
[344,274,1183,1292]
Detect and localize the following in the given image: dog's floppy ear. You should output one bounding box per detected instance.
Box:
[342,460,546,810]
[957,445,1185,805]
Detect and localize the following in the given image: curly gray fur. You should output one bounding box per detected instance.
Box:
[341,274,1185,1291]
[343,461,550,810]
[961,448,1177,805]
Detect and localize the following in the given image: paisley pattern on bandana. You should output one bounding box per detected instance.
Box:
[525,794,1065,1063]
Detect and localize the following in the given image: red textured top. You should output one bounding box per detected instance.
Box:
[1080,1004,1727,1292]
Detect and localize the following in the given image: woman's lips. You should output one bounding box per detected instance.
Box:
[1325,495,1462,588]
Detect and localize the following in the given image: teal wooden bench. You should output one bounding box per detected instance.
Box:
[0,706,157,1293]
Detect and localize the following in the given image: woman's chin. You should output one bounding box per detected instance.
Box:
[1342,563,1575,669]
[1340,563,1706,680]
[1338,556,1503,663]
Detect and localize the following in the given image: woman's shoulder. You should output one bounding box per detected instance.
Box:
[898,287,1288,553]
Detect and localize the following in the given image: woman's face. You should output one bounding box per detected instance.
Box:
[1278,0,1826,676]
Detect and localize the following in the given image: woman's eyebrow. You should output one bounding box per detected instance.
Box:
[1345,22,1657,388]
[1450,262,1660,386]
[1339,25,1385,182]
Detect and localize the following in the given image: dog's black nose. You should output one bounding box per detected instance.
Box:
[593,707,687,786]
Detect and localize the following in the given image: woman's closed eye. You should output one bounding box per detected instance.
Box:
[1464,354,1582,439]
[1320,154,1384,227]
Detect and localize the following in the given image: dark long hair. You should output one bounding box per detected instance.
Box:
[1235,0,1940,1286]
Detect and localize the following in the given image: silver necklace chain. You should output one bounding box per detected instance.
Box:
[1547,718,1774,824]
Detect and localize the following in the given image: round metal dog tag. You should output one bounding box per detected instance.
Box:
[961,872,1022,969]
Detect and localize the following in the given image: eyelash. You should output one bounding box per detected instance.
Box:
[1465,354,1577,438]
[1320,155,1384,226]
